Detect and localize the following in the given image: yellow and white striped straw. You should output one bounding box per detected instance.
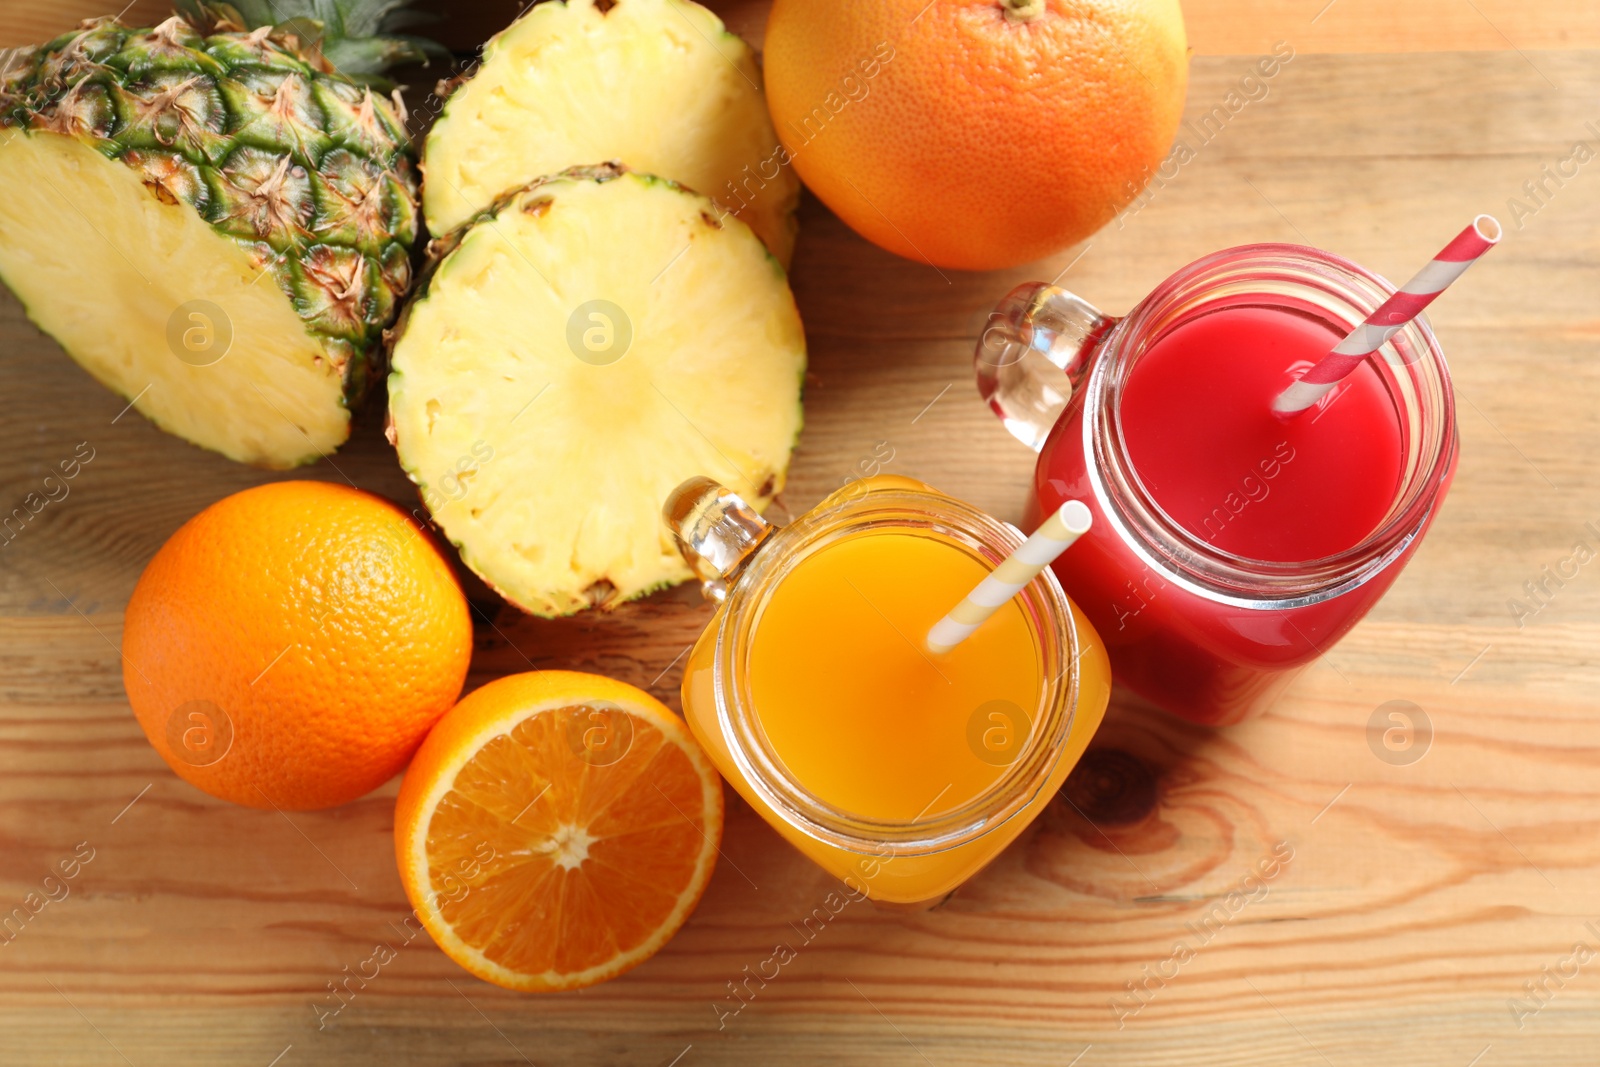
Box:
[926,500,1093,655]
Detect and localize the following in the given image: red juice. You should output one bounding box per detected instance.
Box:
[1031,298,1455,725]
[1118,306,1405,562]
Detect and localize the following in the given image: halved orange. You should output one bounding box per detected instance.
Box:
[394,671,724,991]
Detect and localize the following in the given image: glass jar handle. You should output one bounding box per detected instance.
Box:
[663,477,776,602]
[974,282,1115,453]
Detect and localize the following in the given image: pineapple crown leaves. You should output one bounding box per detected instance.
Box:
[173,0,448,83]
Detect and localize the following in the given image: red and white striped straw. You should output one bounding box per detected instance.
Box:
[1272,215,1502,416]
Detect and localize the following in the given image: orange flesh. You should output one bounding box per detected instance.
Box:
[424,705,711,976]
[747,532,1044,823]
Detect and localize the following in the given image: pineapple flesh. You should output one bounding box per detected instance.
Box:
[0,16,420,468]
[389,165,805,617]
[421,0,799,266]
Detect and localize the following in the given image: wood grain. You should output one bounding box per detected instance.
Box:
[1,7,1598,1067]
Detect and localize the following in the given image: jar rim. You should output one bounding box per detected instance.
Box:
[1085,242,1458,609]
[711,485,1081,857]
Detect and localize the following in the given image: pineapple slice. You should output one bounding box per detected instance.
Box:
[388,165,805,617]
[422,0,799,266]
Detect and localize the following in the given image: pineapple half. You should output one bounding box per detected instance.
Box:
[388,165,805,617]
[0,10,425,468]
[421,0,799,266]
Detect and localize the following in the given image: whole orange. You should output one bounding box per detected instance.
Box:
[763,0,1188,271]
[122,481,474,811]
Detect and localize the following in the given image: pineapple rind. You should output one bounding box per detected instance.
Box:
[389,166,806,617]
[0,15,419,465]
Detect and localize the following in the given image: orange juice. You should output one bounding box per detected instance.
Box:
[748,531,1041,823]
[674,476,1110,905]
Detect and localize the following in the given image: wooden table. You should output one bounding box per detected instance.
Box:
[3,2,1599,1064]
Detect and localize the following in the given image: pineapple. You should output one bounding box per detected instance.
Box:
[421,0,799,266]
[388,164,805,617]
[0,3,436,468]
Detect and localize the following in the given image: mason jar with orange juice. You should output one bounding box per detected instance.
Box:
[664,474,1110,906]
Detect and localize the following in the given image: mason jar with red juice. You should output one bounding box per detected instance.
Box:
[975,243,1459,725]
